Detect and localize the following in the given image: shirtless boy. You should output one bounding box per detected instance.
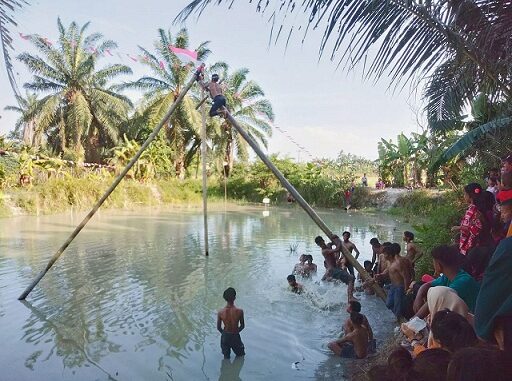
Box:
[293,255,307,276]
[315,235,356,301]
[342,231,360,276]
[369,238,382,270]
[202,73,227,117]
[403,231,422,264]
[328,312,369,359]
[217,287,245,359]
[376,243,413,320]
[343,301,376,353]
[287,274,304,294]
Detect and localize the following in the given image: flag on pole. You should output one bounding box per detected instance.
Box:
[168,45,198,65]
[19,32,30,40]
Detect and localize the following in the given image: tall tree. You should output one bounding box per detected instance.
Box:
[0,0,29,100]
[4,92,41,146]
[18,18,132,162]
[119,27,210,179]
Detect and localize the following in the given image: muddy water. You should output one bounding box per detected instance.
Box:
[0,206,407,380]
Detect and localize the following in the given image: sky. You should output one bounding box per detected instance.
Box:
[0,0,425,160]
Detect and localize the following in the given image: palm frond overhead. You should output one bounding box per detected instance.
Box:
[431,116,512,170]
[0,0,30,100]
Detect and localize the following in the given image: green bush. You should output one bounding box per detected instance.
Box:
[392,190,465,278]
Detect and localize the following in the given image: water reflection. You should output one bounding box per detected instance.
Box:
[0,206,406,380]
[219,357,245,381]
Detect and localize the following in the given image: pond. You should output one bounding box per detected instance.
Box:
[0,205,408,380]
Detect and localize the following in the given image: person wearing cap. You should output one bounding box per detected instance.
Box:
[202,73,227,117]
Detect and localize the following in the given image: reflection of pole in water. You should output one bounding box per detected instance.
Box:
[20,300,119,381]
[201,88,209,256]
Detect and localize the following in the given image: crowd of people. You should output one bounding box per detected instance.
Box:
[217,155,512,378]
[367,154,512,380]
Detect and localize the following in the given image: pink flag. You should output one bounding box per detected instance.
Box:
[19,32,30,40]
[127,54,138,62]
[168,45,198,64]
[159,61,165,70]
[105,49,113,56]
[43,37,52,46]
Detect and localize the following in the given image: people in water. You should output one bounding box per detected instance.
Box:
[342,231,360,276]
[328,312,370,359]
[315,235,356,301]
[343,301,376,354]
[287,274,304,294]
[293,254,317,277]
[217,287,245,359]
[376,243,414,321]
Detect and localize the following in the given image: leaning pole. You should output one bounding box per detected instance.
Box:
[200,88,209,256]
[18,74,200,301]
[224,111,387,302]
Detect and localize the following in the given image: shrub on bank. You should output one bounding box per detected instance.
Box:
[0,176,227,216]
[392,190,465,278]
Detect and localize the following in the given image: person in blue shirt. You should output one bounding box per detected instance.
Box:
[412,245,480,318]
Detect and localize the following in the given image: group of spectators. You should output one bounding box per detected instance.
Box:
[367,154,512,380]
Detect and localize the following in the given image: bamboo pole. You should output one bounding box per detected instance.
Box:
[201,88,209,256]
[18,74,199,301]
[224,111,387,302]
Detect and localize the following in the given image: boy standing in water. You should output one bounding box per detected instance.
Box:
[342,231,360,276]
[376,243,413,321]
[217,287,245,359]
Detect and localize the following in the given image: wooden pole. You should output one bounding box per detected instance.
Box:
[224,111,387,302]
[201,88,209,256]
[18,74,199,301]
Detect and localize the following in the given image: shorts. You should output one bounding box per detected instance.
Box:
[386,284,406,319]
[332,268,355,285]
[368,339,377,354]
[340,343,357,358]
[210,95,226,117]
[221,332,245,359]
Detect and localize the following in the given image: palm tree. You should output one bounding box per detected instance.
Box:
[18,18,133,162]
[179,2,511,92]
[118,27,210,179]
[4,93,41,146]
[209,67,274,178]
[0,0,29,100]
[180,1,512,166]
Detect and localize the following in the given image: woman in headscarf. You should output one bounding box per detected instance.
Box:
[427,286,470,349]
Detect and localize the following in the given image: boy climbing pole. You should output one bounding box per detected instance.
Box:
[201,72,227,117]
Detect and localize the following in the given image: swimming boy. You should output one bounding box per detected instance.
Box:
[217,287,245,359]
[287,274,304,294]
[328,312,369,359]
[342,231,360,276]
[403,231,422,264]
[376,243,413,321]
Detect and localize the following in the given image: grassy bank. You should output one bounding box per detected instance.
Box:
[390,189,465,277]
[0,176,227,217]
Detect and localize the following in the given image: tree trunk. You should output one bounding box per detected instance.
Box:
[22,120,35,146]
